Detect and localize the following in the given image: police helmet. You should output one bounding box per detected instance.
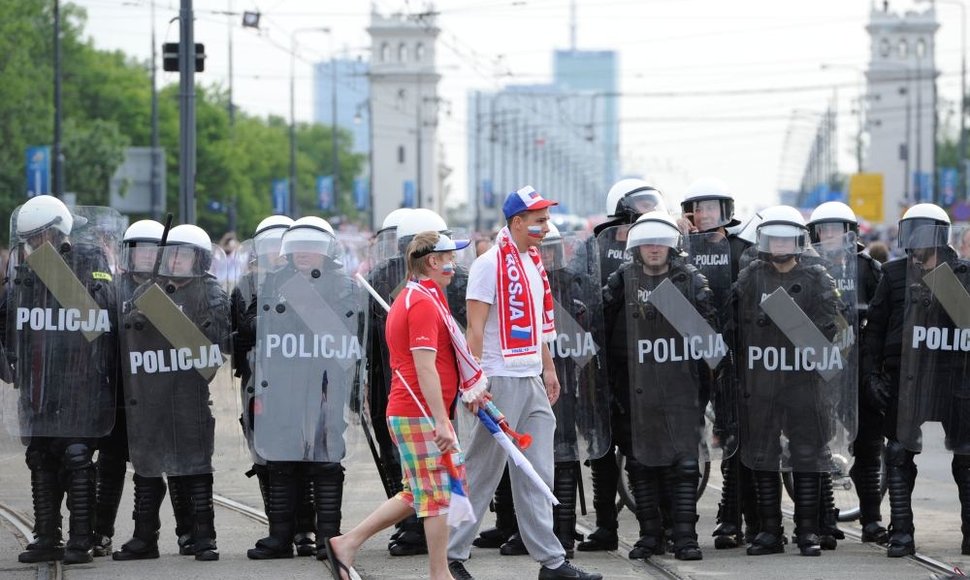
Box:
[807,201,858,244]
[159,224,213,277]
[280,216,340,260]
[626,211,682,254]
[540,222,565,270]
[755,205,808,259]
[121,219,165,273]
[605,179,667,220]
[15,195,75,254]
[898,203,950,250]
[681,177,740,230]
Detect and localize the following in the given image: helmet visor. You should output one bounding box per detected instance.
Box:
[621,189,666,216]
[158,244,205,278]
[898,218,949,249]
[683,198,732,231]
[756,224,806,256]
[121,241,160,274]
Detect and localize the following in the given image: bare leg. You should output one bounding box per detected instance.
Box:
[423,514,453,580]
[329,496,413,573]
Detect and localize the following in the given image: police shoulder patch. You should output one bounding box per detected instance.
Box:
[92,271,112,282]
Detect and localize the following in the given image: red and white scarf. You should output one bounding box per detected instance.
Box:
[494,226,555,367]
[405,278,487,403]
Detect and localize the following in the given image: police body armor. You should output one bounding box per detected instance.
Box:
[625,256,729,466]
[734,246,855,473]
[2,206,122,439]
[897,225,970,455]
[121,268,231,477]
[546,232,610,463]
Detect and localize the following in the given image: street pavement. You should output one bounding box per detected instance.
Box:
[0,371,966,579]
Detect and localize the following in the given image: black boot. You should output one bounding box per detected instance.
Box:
[746,470,784,556]
[92,448,126,557]
[670,459,702,561]
[627,461,663,560]
[552,462,578,558]
[248,463,296,559]
[576,448,619,552]
[884,441,916,558]
[63,444,97,565]
[185,474,219,561]
[712,455,743,549]
[792,472,822,557]
[112,474,166,561]
[18,465,65,564]
[817,471,843,550]
[293,471,316,557]
[474,467,517,549]
[850,460,887,543]
[952,455,970,555]
[312,463,347,560]
[740,462,761,543]
[167,474,195,555]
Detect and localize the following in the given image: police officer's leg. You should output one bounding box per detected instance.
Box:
[790,467,822,556]
[61,440,98,565]
[670,455,702,561]
[552,461,578,558]
[310,461,345,560]
[167,472,195,555]
[577,377,624,553]
[626,457,663,559]
[112,473,167,561]
[473,467,518,549]
[93,406,128,556]
[18,440,65,563]
[182,472,219,561]
[293,467,317,557]
[713,453,743,548]
[817,470,845,550]
[884,439,917,557]
[746,470,784,556]
[951,454,970,555]
[247,461,297,559]
[850,402,887,543]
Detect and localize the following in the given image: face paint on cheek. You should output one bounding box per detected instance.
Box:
[441,262,455,275]
[527,226,544,238]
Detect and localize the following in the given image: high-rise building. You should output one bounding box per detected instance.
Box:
[313,57,370,156]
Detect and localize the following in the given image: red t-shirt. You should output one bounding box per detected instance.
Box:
[385,280,459,418]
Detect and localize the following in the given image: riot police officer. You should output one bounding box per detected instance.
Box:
[3,196,120,565]
[807,202,884,547]
[231,215,316,557]
[679,177,755,550]
[603,211,718,561]
[733,206,848,557]
[242,216,358,560]
[863,203,969,557]
[577,178,667,553]
[115,224,230,562]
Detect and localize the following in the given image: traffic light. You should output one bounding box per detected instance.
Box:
[162,43,206,72]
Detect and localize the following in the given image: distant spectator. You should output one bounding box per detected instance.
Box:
[475,238,492,257]
[867,240,889,264]
[958,228,970,259]
[212,231,247,290]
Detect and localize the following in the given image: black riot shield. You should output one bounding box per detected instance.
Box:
[736,253,854,473]
[2,206,121,439]
[253,255,361,463]
[626,259,730,466]
[543,232,610,463]
[121,273,231,477]
[898,225,970,454]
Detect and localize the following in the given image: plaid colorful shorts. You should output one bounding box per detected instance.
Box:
[387,416,464,518]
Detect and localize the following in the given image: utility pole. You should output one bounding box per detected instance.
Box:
[178,0,197,225]
[227,0,235,126]
[331,45,339,212]
[150,0,162,220]
[53,0,64,198]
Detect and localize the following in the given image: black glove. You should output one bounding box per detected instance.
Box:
[863,371,892,415]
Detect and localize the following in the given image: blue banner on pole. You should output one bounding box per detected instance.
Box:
[272,179,289,215]
[353,178,368,211]
[317,175,334,211]
[482,179,494,208]
[403,180,415,208]
[940,167,958,206]
[26,146,51,198]
[914,171,934,203]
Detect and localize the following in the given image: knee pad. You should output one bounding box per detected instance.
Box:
[788,444,820,470]
[624,455,650,479]
[63,443,94,471]
[309,462,345,480]
[25,445,56,471]
[885,440,913,468]
[673,457,700,481]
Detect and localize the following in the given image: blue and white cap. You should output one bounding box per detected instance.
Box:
[410,233,470,259]
[502,185,558,220]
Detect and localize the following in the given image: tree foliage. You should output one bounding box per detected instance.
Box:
[0,2,365,246]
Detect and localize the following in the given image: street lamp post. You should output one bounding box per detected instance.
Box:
[820,63,867,173]
[289,27,330,218]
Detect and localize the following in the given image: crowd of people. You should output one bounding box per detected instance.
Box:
[3,181,970,579]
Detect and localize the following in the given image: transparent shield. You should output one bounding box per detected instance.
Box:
[547,232,611,462]
[252,250,361,463]
[1,206,122,439]
[120,271,231,477]
[736,249,855,473]
[899,225,970,454]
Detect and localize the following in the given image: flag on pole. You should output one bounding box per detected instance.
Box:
[441,452,475,527]
[476,409,559,506]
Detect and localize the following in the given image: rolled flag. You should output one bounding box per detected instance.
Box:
[476,409,559,506]
[442,451,475,528]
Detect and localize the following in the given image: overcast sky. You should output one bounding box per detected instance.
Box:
[72,0,961,219]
